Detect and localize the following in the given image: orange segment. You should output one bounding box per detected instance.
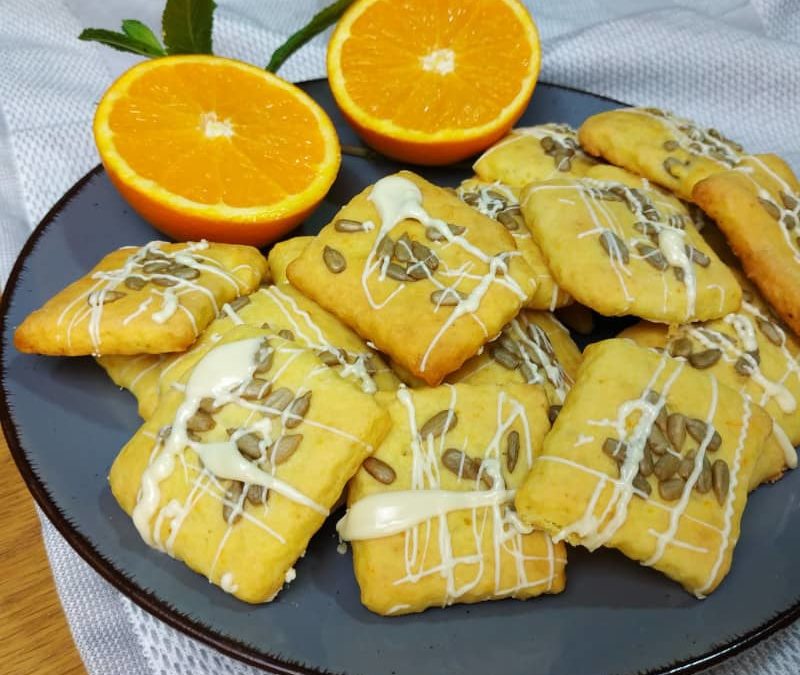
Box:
[94,55,340,246]
[327,0,540,165]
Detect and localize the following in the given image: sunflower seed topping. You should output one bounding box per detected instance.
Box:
[506,431,520,473]
[323,246,347,273]
[272,434,303,464]
[758,197,781,220]
[285,391,312,429]
[712,459,730,505]
[362,457,396,484]
[223,481,244,524]
[420,410,457,439]
[335,218,368,233]
[689,348,721,369]
[599,230,630,264]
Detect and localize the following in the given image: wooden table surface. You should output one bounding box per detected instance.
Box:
[0,432,86,674]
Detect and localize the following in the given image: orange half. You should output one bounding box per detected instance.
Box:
[327,0,541,165]
[94,55,341,246]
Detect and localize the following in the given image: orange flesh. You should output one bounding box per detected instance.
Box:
[106,62,329,208]
[339,0,534,133]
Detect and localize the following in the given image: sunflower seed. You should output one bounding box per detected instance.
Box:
[669,214,687,229]
[254,343,273,374]
[395,234,413,263]
[318,348,343,366]
[695,456,712,493]
[659,477,686,501]
[633,473,652,496]
[228,295,251,312]
[712,459,730,505]
[420,410,457,439]
[406,262,428,280]
[124,276,147,290]
[685,418,707,443]
[670,337,693,359]
[689,348,721,369]
[323,246,346,273]
[548,405,562,424]
[758,197,781,220]
[223,481,244,524]
[734,356,754,376]
[599,231,629,264]
[246,484,267,505]
[633,221,659,237]
[687,246,710,267]
[236,433,263,460]
[263,387,294,416]
[430,288,465,306]
[411,241,438,270]
[386,262,410,281]
[285,391,311,429]
[334,218,368,233]
[170,264,200,280]
[272,434,303,464]
[187,409,215,432]
[142,261,171,274]
[377,235,395,259]
[506,431,520,473]
[362,457,396,484]
[647,422,671,455]
[688,142,703,153]
[783,212,799,230]
[461,191,479,206]
[678,452,696,480]
[663,157,683,178]
[157,425,172,441]
[276,329,294,342]
[540,136,556,152]
[498,334,522,358]
[654,453,680,481]
[673,267,685,283]
[780,190,798,210]
[152,275,178,287]
[198,397,220,414]
[87,290,126,306]
[707,429,722,452]
[364,354,379,375]
[640,445,655,477]
[636,242,669,271]
[602,437,627,463]
[497,209,522,231]
[241,377,271,401]
[143,248,168,261]
[645,389,661,405]
[663,140,679,151]
[666,413,686,450]
[520,362,538,383]
[756,317,783,346]
[442,448,480,481]
[187,430,202,442]
[490,345,520,370]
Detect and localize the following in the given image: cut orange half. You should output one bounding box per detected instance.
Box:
[94,55,341,246]
[327,0,541,165]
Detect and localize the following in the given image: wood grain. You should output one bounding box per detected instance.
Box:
[0,434,85,675]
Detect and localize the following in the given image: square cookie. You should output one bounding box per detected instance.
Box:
[515,339,772,597]
[693,154,800,338]
[287,171,536,385]
[521,170,742,323]
[457,177,572,309]
[618,277,799,486]
[578,107,745,201]
[473,124,598,186]
[341,383,566,615]
[100,283,401,420]
[14,240,268,356]
[110,325,391,603]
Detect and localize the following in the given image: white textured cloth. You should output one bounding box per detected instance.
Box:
[2,0,800,672]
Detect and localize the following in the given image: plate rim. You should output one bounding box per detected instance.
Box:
[2,82,798,675]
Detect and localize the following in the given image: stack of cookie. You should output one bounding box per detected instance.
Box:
[13,106,799,614]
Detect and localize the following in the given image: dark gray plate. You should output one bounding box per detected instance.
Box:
[2,80,799,675]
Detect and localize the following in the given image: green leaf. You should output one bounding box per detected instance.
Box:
[266,0,354,73]
[121,20,166,55]
[162,0,216,55]
[78,27,166,58]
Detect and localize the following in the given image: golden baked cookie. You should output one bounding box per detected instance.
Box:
[110,325,391,603]
[578,107,745,201]
[515,339,772,597]
[521,174,741,323]
[447,309,581,410]
[99,283,399,420]
[268,236,313,284]
[473,123,598,186]
[14,241,268,356]
[618,278,799,486]
[340,383,566,615]
[693,154,800,338]
[287,171,536,385]
[457,177,572,310]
